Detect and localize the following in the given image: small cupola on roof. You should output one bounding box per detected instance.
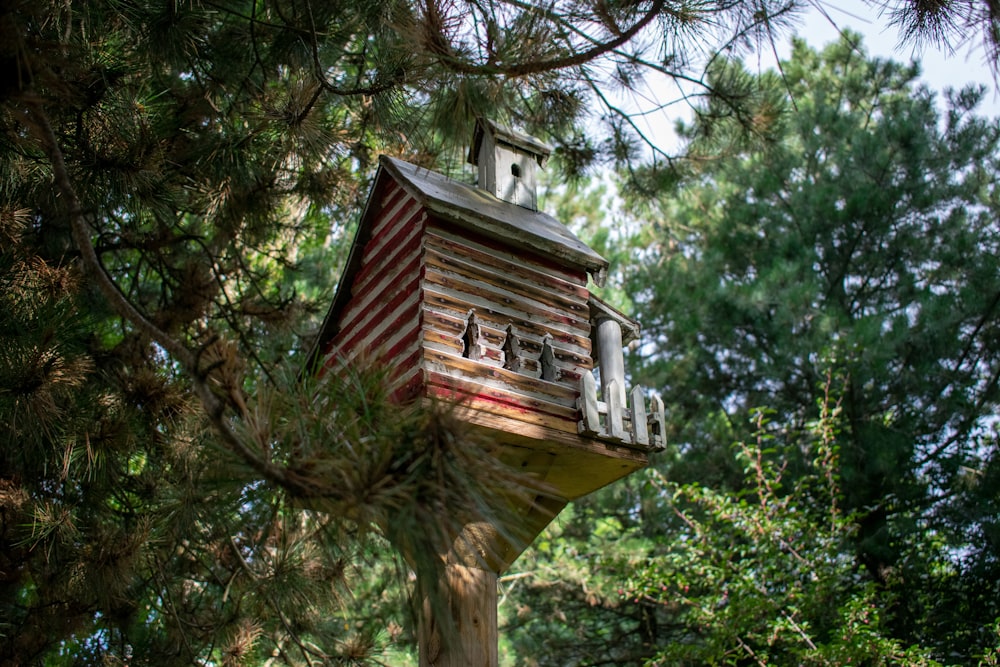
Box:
[469,118,551,211]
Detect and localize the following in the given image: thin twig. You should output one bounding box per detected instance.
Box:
[422,0,666,77]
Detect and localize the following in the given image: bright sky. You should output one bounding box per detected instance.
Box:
[620,0,998,157]
[792,0,998,112]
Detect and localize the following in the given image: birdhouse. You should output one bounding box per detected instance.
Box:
[308,119,665,571]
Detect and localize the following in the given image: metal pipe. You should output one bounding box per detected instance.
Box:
[596,317,626,406]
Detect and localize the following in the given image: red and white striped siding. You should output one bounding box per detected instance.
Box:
[322,180,426,392]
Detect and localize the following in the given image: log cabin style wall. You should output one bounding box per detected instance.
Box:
[420,219,592,442]
[322,177,427,389]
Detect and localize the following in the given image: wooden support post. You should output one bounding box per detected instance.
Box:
[420,564,498,667]
[419,521,501,667]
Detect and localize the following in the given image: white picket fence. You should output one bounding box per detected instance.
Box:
[577,373,666,451]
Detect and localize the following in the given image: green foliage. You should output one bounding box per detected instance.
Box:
[505,33,1000,666]
[619,33,1000,663]
[625,403,946,666]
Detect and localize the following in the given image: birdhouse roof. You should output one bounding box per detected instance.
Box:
[381,155,607,274]
[588,293,640,345]
[305,155,609,371]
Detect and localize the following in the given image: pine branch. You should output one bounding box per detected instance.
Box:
[421,0,666,77]
[23,98,298,493]
[25,100,197,374]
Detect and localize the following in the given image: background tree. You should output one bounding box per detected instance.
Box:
[634,34,999,661]
[503,33,1000,665]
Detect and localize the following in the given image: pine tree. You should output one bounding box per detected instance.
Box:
[0,1,774,662]
[623,34,1000,661]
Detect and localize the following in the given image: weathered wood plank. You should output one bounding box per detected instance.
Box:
[421,308,592,359]
[421,309,591,367]
[425,223,587,286]
[422,283,591,359]
[424,245,589,317]
[424,352,580,407]
[346,313,421,369]
[340,227,422,322]
[425,380,578,434]
[358,235,420,297]
[338,257,422,350]
[630,385,649,447]
[325,335,423,391]
[648,392,666,451]
[324,332,422,399]
[427,399,650,489]
[607,379,625,441]
[423,309,587,384]
[361,182,416,263]
[420,307,588,381]
[425,231,589,300]
[423,311,513,349]
[334,290,421,363]
[354,207,424,292]
[368,189,419,245]
[389,343,424,381]
[380,174,403,200]
[578,372,602,437]
[375,177,404,216]
[421,296,589,348]
[424,264,586,330]
[422,328,465,354]
[424,358,577,410]
[374,178,408,220]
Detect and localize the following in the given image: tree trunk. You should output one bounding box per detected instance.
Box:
[419,563,498,667]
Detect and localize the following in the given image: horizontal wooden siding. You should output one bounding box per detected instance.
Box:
[420,221,593,432]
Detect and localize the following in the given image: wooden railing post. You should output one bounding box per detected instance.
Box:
[648,393,666,450]
[606,379,625,440]
[578,372,601,436]
[579,364,665,452]
[630,385,648,446]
